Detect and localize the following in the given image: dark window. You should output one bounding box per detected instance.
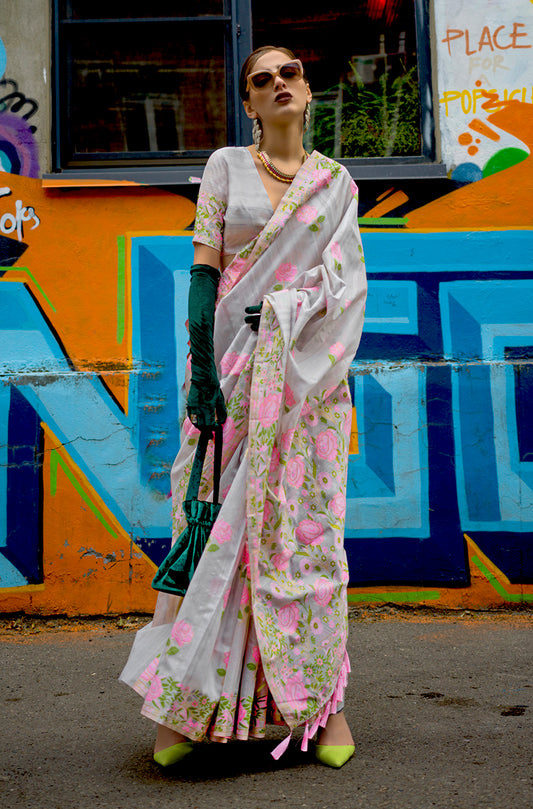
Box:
[253,0,423,159]
[52,0,435,171]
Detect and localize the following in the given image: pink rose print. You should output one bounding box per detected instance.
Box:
[314,576,335,606]
[331,241,343,262]
[238,703,247,725]
[218,255,249,298]
[284,385,296,408]
[312,168,332,187]
[223,651,231,667]
[171,619,194,646]
[275,262,298,283]
[296,518,324,546]
[212,519,232,544]
[252,645,261,664]
[316,430,338,461]
[140,658,158,686]
[281,428,295,451]
[301,399,312,416]
[330,491,346,519]
[240,584,250,605]
[270,444,281,471]
[286,455,305,488]
[220,351,250,376]
[350,178,359,197]
[258,393,281,428]
[146,673,163,703]
[344,411,353,436]
[329,341,345,361]
[263,499,275,526]
[272,547,293,571]
[296,204,318,224]
[263,499,274,525]
[284,671,307,711]
[223,416,238,446]
[277,602,299,634]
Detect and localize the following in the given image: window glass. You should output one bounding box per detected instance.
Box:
[252,0,421,159]
[64,22,227,158]
[59,0,224,19]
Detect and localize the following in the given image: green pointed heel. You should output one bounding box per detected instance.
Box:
[153,741,194,767]
[315,744,355,768]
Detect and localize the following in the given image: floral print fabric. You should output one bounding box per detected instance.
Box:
[120,149,367,752]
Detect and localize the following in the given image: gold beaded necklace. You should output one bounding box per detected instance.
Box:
[257,150,309,183]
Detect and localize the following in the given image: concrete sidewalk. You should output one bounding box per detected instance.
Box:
[0,611,531,809]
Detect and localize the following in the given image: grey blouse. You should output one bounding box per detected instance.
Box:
[193,147,274,258]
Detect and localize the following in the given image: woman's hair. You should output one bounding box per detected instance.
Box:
[239,45,308,100]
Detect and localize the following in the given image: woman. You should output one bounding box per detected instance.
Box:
[120,45,367,769]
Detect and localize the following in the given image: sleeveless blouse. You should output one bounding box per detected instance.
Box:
[193,147,274,258]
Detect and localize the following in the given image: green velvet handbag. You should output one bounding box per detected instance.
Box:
[152,426,222,596]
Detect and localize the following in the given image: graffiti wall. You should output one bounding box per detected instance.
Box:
[0,32,41,178]
[435,0,532,182]
[0,2,532,615]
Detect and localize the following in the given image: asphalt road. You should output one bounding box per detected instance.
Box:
[1,611,532,809]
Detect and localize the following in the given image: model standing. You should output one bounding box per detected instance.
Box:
[121,45,367,769]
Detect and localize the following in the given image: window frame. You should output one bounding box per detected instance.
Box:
[49,0,445,183]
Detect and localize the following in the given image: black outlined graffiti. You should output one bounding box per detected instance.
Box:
[0,78,38,133]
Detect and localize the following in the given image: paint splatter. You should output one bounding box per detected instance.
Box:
[468,118,501,142]
[0,111,40,177]
[363,188,409,218]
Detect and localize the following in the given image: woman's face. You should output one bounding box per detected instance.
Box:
[243,49,312,126]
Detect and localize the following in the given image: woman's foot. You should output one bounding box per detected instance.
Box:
[153,723,193,767]
[154,723,189,753]
[315,712,355,768]
[316,711,354,747]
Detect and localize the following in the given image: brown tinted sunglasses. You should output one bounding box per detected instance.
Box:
[246,59,304,92]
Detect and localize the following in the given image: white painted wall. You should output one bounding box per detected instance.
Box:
[433,0,533,175]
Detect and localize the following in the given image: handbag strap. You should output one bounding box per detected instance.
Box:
[185,425,223,504]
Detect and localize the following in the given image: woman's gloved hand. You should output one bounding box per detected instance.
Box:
[187,381,226,431]
[187,264,227,431]
[244,302,263,332]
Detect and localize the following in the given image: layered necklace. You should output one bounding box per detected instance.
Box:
[257,149,309,183]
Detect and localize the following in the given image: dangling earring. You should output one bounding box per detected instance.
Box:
[252,118,263,150]
[304,103,311,133]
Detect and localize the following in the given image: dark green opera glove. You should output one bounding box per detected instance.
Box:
[187,263,227,431]
[244,302,263,332]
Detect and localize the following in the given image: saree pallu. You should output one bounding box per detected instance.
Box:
[120,152,367,756]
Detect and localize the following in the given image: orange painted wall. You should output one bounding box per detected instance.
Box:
[1,14,533,615]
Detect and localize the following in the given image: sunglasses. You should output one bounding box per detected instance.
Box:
[246,59,304,92]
